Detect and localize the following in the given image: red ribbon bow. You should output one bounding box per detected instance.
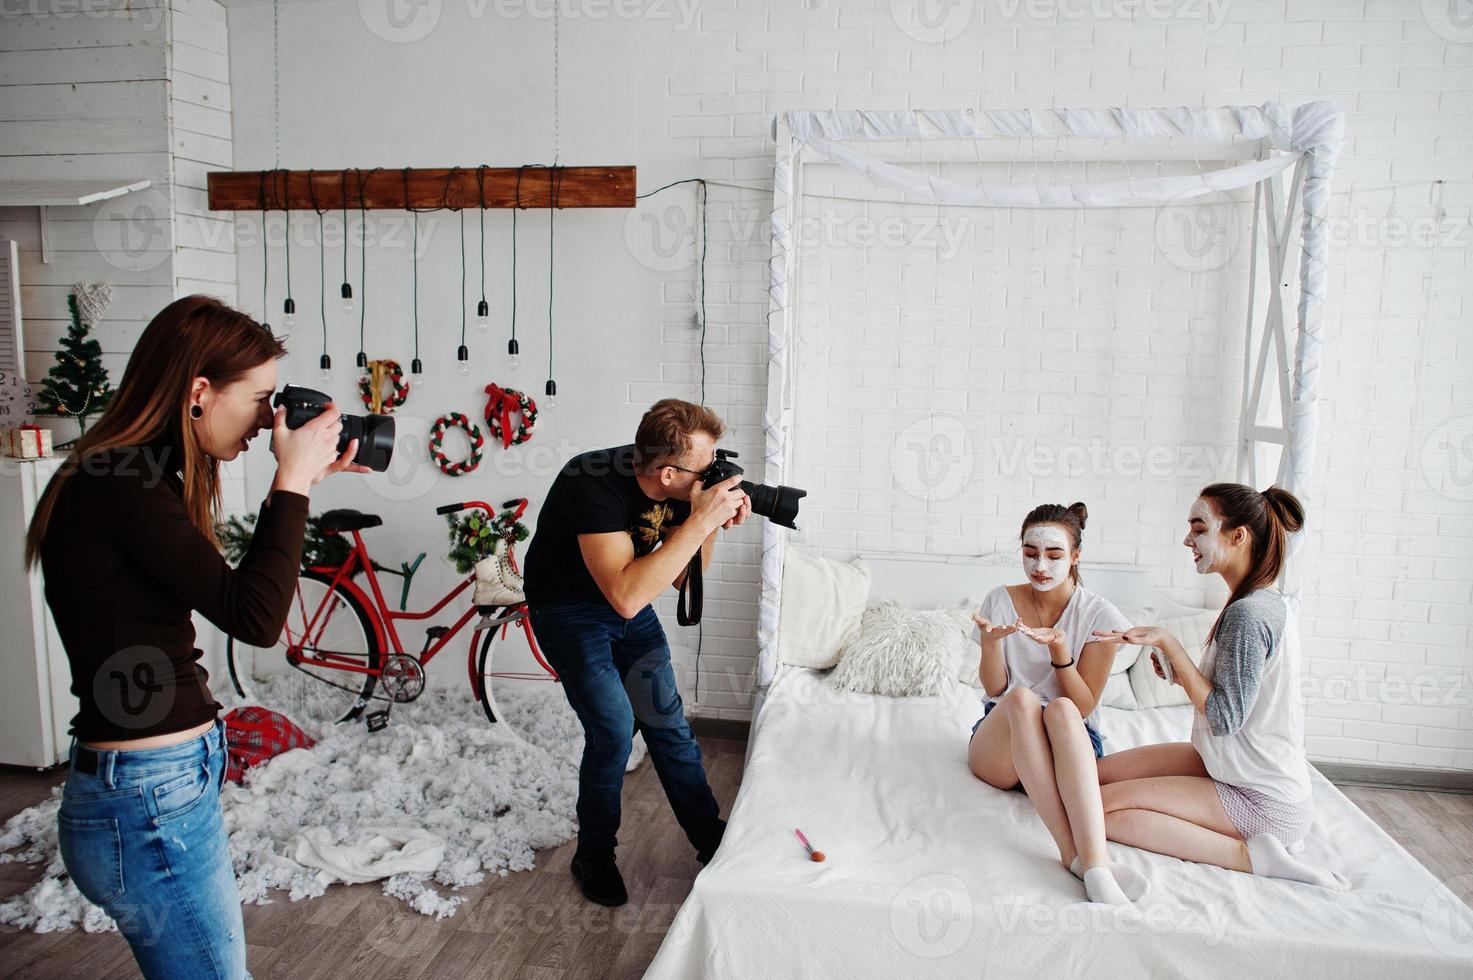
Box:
[483,383,533,450]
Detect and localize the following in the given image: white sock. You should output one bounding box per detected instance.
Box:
[1081,865,1133,905]
[1246,834,1349,890]
[1071,856,1148,901]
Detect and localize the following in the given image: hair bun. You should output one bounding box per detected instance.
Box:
[1260,486,1305,534]
[1067,501,1089,529]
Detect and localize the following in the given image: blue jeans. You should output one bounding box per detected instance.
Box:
[57,718,250,980]
[529,600,725,857]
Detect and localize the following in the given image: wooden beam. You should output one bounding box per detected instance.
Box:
[206,166,636,211]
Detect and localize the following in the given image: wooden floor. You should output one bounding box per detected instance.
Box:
[2,743,1471,979]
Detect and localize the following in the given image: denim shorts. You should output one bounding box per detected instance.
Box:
[970,699,1106,758]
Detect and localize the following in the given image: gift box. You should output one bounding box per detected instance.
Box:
[3,424,53,459]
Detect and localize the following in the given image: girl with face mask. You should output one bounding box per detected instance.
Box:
[965,502,1140,905]
[1089,483,1346,893]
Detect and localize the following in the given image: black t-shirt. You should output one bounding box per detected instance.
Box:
[522,444,692,608]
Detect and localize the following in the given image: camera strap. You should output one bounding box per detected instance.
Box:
[676,552,703,626]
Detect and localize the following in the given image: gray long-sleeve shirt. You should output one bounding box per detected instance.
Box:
[1204,588,1287,737]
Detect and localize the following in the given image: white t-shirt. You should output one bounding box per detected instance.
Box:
[1190,590,1313,805]
[970,584,1131,733]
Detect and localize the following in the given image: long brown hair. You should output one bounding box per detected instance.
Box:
[1020,501,1089,585]
[1199,482,1305,642]
[24,295,286,569]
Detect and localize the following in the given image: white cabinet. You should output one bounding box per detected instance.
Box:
[0,456,75,768]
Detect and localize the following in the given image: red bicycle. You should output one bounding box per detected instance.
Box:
[224,498,558,731]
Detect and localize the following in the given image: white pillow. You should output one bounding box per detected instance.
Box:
[1100,672,1139,710]
[777,547,870,669]
[1128,609,1219,710]
[830,601,971,698]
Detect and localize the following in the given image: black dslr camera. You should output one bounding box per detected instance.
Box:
[698,449,806,530]
[272,384,395,472]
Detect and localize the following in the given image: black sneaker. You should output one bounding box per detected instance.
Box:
[570,847,627,907]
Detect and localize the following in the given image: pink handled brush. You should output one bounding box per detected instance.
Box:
[794,828,826,862]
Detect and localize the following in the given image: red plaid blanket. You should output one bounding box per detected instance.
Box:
[223,706,315,784]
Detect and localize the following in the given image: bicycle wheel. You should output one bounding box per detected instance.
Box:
[225,569,383,727]
[474,605,558,728]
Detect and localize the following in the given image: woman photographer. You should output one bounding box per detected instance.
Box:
[23,295,369,979]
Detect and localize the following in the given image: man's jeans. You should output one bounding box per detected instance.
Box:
[528,600,725,857]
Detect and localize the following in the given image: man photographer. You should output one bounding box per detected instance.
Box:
[522,398,750,907]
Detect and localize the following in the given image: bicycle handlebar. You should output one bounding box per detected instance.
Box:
[436,498,530,518]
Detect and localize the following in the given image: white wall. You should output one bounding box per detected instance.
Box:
[216,0,1472,769]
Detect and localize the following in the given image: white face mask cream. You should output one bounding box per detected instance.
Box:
[1185,498,1224,574]
[1022,524,1073,592]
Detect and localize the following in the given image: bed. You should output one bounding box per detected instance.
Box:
[643,557,1473,979]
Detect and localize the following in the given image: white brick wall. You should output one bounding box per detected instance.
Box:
[213,0,1471,770]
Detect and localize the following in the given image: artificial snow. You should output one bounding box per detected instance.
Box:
[0,681,651,932]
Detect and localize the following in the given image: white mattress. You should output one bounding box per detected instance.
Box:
[644,666,1473,979]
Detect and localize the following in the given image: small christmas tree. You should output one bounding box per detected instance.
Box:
[38,290,113,436]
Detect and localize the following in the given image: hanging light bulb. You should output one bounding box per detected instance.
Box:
[411,356,425,389]
[320,353,332,383]
[341,281,354,316]
[457,345,470,377]
[355,351,368,368]
[544,378,557,410]
[477,299,490,331]
[283,297,295,329]
[507,338,520,372]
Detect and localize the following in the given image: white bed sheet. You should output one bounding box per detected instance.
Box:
[644,666,1473,979]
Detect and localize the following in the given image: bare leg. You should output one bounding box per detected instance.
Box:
[967,696,1019,790]
[1096,742,1208,786]
[1101,775,1251,872]
[1002,690,1082,868]
[1042,698,1108,869]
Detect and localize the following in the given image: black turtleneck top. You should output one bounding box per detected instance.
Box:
[39,436,310,741]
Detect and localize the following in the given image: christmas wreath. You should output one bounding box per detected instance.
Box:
[428,412,485,476]
[483,383,537,449]
[359,358,409,415]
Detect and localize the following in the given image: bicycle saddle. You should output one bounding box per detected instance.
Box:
[318,509,383,532]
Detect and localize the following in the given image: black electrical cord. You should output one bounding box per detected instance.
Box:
[258,171,270,332]
[635,178,708,405]
[307,169,327,360]
[547,164,561,385]
[355,167,380,361]
[477,164,488,313]
[281,168,293,316]
[635,176,713,692]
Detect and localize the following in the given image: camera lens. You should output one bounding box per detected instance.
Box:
[740,480,806,530]
[341,413,395,471]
